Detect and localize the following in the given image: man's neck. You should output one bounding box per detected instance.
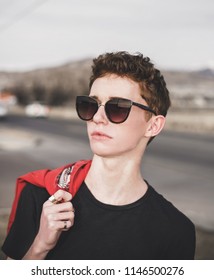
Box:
[85,155,148,205]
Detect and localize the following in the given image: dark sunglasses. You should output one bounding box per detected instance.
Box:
[76,95,156,124]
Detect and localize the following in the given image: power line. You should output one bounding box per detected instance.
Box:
[0,0,50,33]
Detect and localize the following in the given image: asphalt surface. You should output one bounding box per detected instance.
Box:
[1,114,213,229]
[0,113,214,259]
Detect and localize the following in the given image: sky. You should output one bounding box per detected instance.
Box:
[0,0,213,72]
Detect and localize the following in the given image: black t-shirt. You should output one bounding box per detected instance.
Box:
[2,182,195,260]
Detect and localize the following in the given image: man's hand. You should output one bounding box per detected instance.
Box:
[23,189,75,259]
[38,189,75,249]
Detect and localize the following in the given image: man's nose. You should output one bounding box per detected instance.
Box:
[92,105,108,124]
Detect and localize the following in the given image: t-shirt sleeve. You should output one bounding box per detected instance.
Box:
[165,214,196,260]
[1,183,49,259]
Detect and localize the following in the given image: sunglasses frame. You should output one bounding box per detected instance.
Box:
[76,95,156,124]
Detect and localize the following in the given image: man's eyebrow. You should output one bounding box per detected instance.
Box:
[89,95,99,101]
[90,95,121,100]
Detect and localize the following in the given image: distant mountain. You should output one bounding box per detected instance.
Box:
[197,68,214,78]
[0,58,92,93]
[0,59,213,107]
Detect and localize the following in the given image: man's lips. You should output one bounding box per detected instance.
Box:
[91,131,112,139]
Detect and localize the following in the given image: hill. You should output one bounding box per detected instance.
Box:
[0,59,213,108]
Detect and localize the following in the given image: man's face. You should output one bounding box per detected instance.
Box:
[87,74,152,159]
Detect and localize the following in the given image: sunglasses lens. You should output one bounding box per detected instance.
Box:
[106,99,131,123]
[76,96,98,121]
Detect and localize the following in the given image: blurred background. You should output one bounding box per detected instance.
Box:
[0,0,214,259]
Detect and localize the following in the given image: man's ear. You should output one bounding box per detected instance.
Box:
[145,115,166,138]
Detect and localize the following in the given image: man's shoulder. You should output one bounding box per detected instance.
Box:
[148,185,195,230]
[20,182,49,201]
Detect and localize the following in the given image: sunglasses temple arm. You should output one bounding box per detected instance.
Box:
[133,102,156,115]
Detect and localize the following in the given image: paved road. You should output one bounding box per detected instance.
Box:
[0,114,214,231]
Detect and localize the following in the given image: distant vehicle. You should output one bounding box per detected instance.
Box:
[0,104,8,119]
[25,102,50,118]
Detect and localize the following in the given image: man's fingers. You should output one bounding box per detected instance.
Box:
[53,210,75,222]
[48,189,72,204]
[50,201,75,215]
[62,220,73,231]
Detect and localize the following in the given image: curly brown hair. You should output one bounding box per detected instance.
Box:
[89,51,171,117]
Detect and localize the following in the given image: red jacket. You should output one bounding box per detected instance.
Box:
[7,160,92,233]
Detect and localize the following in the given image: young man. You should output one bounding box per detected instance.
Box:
[2,51,195,260]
